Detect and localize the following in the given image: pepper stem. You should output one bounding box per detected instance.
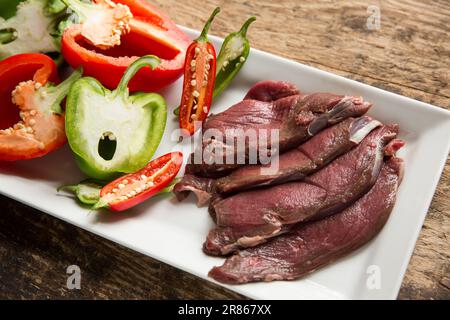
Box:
[45,0,67,15]
[197,7,221,42]
[46,67,83,114]
[239,16,256,37]
[92,197,109,211]
[57,185,78,193]
[115,55,161,98]
[0,28,17,45]
[61,0,92,21]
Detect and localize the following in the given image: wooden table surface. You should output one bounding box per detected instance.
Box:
[0,0,449,300]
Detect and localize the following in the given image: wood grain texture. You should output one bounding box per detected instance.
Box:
[0,0,448,300]
[0,195,245,299]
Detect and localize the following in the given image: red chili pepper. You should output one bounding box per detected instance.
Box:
[94,152,183,212]
[0,54,78,161]
[179,7,220,135]
[61,0,190,92]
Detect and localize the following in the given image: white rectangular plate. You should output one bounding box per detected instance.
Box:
[1,27,449,300]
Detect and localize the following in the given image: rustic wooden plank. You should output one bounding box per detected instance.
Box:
[0,0,448,299]
[154,0,449,107]
[398,159,450,300]
[0,195,244,299]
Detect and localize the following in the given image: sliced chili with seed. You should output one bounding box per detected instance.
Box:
[179,7,220,135]
[93,152,183,212]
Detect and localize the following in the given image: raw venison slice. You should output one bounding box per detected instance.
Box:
[208,157,404,284]
[215,116,382,194]
[186,81,372,178]
[243,80,300,102]
[174,116,381,205]
[173,175,216,207]
[204,125,401,256]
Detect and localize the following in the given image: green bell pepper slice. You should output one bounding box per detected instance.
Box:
[65,55,168,180]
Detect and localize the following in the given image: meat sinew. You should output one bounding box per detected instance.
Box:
[186,81,372,177]
[174,116,381,205]
[208,157,404,284]
[204,125,401,256]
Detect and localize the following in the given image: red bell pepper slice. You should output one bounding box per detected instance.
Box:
[179,8,219,135]
[94,152,183,212]
[0,54,69,161]
[61,0,190,92]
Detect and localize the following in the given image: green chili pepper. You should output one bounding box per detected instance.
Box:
[65,55,168,181]
[214,16,256,98]
[173,16,256,116]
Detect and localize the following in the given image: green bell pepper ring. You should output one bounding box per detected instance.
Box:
[173,17,255,116]
[65,55,167,181]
